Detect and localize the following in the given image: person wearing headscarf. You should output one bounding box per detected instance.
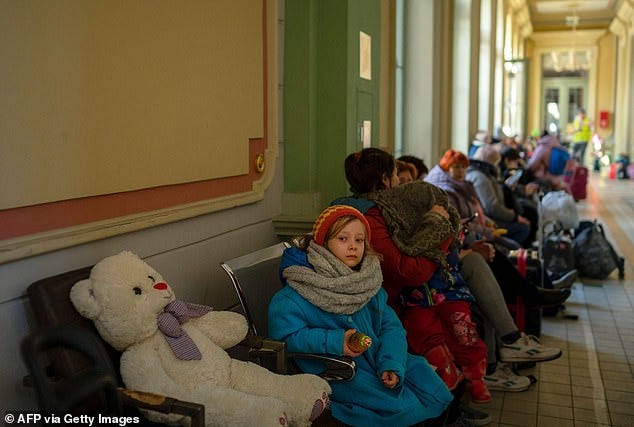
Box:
[426,149,570,310]
[466,145,531,248]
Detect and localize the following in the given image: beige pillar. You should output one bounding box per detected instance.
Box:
[610,9,632,156]
[402,0,436,162]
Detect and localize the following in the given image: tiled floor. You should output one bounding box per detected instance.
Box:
[479,173,634,426]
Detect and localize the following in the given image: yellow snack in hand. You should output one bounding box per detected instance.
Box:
[493,228,508,236]
[348,331,372,353]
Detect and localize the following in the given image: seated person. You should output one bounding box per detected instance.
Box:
[337,148,564,400]
[499,146,540,244]
[398,154,429,180]
[396,159,417,185]
[425,149,572,309]
[268,205,453,427]
[468,130,492,158]
[338,167,492,404]
[525,132,570,192]
[466,145,531,247]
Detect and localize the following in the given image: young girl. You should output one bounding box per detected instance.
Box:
[268,205,453,427]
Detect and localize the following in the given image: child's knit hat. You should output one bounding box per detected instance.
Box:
[312,205,371,246]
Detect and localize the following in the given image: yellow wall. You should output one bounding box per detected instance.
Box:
[524,38,536,132]
[0,0,263,210]
[595,33,616,139]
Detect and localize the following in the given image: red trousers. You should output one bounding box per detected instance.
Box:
[400,300,487,368]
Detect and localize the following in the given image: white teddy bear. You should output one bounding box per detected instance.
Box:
[70,251,331,427]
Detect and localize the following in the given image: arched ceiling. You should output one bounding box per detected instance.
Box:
[526,0,618,31]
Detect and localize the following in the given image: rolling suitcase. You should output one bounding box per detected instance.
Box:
[508,248,542,336]
[564,165,588,201]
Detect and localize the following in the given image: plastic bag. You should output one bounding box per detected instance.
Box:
[541,191,579,230]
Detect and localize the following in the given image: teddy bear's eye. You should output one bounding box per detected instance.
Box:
[148,275,155,282]
[133,287,143,295]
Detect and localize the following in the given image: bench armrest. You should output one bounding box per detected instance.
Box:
[239,334,356,381]
[118,388,204,427]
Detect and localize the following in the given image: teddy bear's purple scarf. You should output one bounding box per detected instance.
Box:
[157,300,212,360]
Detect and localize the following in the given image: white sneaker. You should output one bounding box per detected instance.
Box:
[483,363,531,392]
[499,333,562,363]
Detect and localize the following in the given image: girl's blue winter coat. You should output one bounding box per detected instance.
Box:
[269,246,452,427]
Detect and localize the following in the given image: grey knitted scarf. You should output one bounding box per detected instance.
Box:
[364,182,461,271]
[283,241,382,315]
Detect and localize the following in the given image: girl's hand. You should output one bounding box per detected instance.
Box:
[431,205,450,219]
[343,329,363,357]
[381,370,399,389]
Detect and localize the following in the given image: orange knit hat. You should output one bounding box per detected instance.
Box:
[312,205,371,246]
[439,149,469,171]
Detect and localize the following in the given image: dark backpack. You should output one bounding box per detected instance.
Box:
[548,146,571,176]
[573,220,625,279]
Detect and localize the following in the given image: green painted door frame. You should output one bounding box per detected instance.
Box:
[276,0,381,236]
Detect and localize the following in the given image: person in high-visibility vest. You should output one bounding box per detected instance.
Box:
[572,107,592,165]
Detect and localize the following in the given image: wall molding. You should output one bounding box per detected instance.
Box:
[0,143,279,265]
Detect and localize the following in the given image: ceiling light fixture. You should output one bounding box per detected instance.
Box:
[551,3,591,72]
